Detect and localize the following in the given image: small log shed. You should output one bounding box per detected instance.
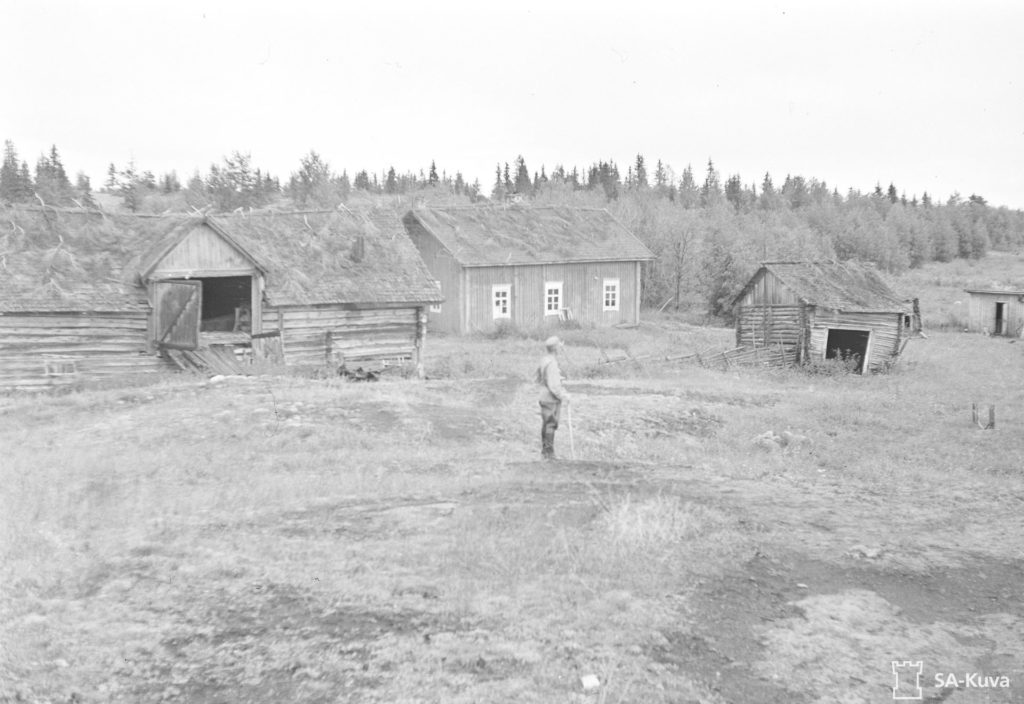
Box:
[733,260,919,373]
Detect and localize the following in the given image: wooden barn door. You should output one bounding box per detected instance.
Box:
[153,280,201,350]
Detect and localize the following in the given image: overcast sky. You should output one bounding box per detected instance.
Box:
[4,0,1022,208]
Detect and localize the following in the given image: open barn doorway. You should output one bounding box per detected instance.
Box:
[994,301,1006,335]
[197,276,252,334]
[825,328,869,374]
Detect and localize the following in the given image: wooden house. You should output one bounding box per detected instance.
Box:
[964,289,1024,337]
[0,206,441,390]
[733,261,916,373]
[402,205,654,334]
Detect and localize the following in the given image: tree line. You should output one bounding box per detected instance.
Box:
[3,139,1023,316]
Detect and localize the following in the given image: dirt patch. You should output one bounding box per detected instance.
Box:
[660,552,1024,703]
[570,383,779,407]
[276,498,459,539]
[122,581,472,704]
[584,406,722,440]
[411,402,491,442]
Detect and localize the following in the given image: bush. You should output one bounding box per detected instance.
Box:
[803,354,863,376]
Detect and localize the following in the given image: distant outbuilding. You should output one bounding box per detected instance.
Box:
[402,205,654,334]
[732,260,918,373]
[963,289,1024,337]
[0,206,441,390]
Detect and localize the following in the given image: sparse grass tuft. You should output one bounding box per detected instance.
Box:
[600,494,725,550]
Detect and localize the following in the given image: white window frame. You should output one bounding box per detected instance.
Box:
[492,284,511,319]
[544,281,562,315]
[603,278,620,311]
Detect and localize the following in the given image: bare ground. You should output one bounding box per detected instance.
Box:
[3,333,1024,703]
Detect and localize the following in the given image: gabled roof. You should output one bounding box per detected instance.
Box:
[964,288,1024,296]
[0,205,441,312]
[405,205,654,267]
[734,260,909,313]
[207,210,442,306]
[136,217,268,280]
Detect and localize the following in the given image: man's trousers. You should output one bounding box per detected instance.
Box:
[539,401,562,459]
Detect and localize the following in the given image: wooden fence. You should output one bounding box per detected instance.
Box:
[598,343,795,371]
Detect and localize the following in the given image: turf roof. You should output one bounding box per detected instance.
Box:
[405,205,654,266]
[735,261,909,313]
[0,206,441,312]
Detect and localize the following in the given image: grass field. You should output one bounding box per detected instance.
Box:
[3,269,1024,703]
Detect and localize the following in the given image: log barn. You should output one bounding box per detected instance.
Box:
[0,206,441,390]
[733,261,916,373]
[964,289,1024,337]
[401,205,654,334]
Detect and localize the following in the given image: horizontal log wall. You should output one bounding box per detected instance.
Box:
[262,306,420,366]
[0,311,170,390]
[808,309,902,370]
[735,305,803,349]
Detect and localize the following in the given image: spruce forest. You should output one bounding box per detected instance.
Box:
[4,139,1023,317]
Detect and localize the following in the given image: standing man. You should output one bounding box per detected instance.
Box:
[537,336,570,460]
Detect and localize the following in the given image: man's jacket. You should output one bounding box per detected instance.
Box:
[537,354,568,403]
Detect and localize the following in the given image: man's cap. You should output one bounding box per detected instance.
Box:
[545,336,562,349]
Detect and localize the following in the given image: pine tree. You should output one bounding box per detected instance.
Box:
[514,155,531,195]
[291,151,333,205]
[48,145,71,191]
[634,154,648,188]
[491,164,506,200]
[17,162,32,202]
[887,183,899,204]
[160,171,181,193]
[0,140,28,203]
[75,172,96,207]
[700,159,721,206]
[385,167,398,194]
[654,160,667,190]
[336,170,351,199]
[34,146,75,205]
[678,164,699,209]
[725,174,744,210]
[428,161,439,187]
[105,163,118,190]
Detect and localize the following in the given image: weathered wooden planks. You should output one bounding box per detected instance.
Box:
[0,311,173,389]
[260,305,420,367]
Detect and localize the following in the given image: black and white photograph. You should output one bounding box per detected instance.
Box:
[1,1,1022,702]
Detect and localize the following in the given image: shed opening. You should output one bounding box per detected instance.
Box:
[197,276,252,332]
[825,328,869,374]
[994,301,1006,335]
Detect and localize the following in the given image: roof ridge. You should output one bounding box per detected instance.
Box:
[418,204,608,212]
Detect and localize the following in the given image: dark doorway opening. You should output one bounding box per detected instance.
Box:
[994,302,1006,335]
[198,276,252,332]
[825,328,869,373]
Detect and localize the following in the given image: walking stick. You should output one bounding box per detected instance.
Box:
[567,401,576,460]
